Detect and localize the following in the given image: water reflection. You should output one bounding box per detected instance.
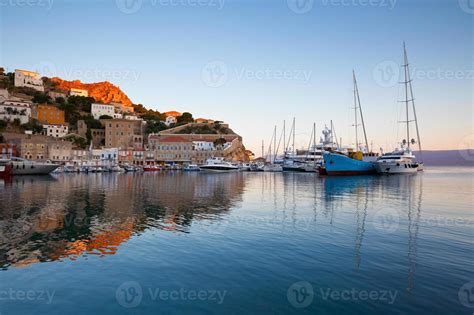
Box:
[0,173,246,269]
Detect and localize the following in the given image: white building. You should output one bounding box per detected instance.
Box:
[124,115,142,121]
[0,100,32,124]
[43,124,69,138]
[165,116,177,126]
[92,148,119,164]
[70,88,88,97]
[91,103,115,119]
[193,141,215,151]
[14,69,44,92]
[113,113,123,119]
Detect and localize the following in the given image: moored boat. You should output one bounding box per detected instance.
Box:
[10,157,59,175]
[143,165,161,171]
[375,43,424,174]
[200,157,239,171]
[323,151,376,175]
[374,149,419,174]
[183,164,200,171]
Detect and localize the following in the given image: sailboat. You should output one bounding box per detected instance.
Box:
[263,125,283,172]
[375,43,424,174]
[323,71,378,175]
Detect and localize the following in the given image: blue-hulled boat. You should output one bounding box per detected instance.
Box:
[323,152,376,175]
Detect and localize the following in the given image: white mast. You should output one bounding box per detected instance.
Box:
[352,70,369,152]
[404,43,423,160]
[402,42,411,150]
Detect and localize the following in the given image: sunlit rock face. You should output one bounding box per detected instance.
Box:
[51,77,133,107]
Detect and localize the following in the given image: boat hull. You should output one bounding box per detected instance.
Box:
[11,163,59,175]
[374,161,418,174]
[323,152,376,176]
[199,166,239,171]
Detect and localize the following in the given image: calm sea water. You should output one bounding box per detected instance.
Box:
[0,167,473,314]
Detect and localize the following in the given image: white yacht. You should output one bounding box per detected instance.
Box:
[263,163,283,172]
[199,157,239,171]
[10,157,59,175]
[375,43,424,174]
[374,148,420,174]
[183,164,201,172]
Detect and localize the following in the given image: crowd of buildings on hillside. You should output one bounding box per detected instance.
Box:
[0,69,249,165]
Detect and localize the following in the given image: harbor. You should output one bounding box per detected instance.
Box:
[1,1,472,314]
[1,44,426,179]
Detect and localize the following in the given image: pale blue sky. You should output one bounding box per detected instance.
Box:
[1,0,472,153]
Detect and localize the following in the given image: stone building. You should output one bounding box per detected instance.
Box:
[103,119,144,150]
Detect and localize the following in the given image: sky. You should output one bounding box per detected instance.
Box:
[1,0,472,154]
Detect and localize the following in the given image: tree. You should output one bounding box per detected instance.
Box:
[0,120,6,130]
[0,67,4,75]
[58,103,81,127]
[21,119,43,134]
[83,115,103,129]
[213,137,227,148]
[145,120,168,134]
[32,92,52,104]
[67,95,95,112]
[0,133,4,143]
[177,112,194,124]
[55,97,66,104]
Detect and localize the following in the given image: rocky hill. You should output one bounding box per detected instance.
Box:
[50,78,133,107]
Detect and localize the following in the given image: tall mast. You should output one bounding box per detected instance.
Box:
[283,120,286,153]
[353,72,359,151]
[331,120,339,149]
[403,42,410,149]
[273,125,277,163]
[405,43,423,160]
[261,140,264,158]
[353,70,369,152]
[293,117,296,154]
[313,122,316,166]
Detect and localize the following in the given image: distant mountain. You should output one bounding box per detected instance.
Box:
[414,150,474,166]
[50,77,133,107]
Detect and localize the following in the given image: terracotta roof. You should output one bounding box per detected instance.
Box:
[164,111,181,117]
[151,135,190,143]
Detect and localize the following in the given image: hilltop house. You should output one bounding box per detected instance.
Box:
[14,69,44,92]
[69,88,88,97]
